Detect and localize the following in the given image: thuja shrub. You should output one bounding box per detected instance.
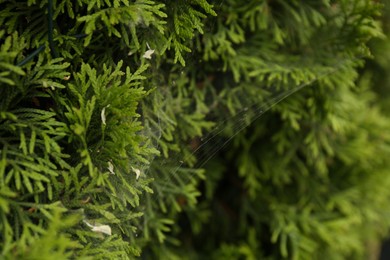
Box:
[0,0,389,259]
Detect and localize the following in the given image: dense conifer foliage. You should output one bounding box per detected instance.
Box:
[1,0,390,259]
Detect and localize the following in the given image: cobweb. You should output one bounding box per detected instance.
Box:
[144,61,351,204]
[133,0,363,242]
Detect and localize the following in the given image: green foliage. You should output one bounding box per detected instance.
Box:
[1,0,390,259]
[4,204,85,260]
[160,1,390,259]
